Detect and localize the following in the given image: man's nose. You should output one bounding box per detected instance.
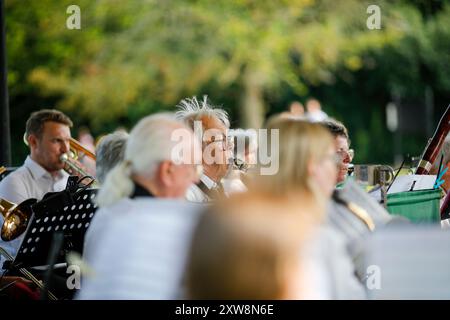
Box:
[61,141,69,153]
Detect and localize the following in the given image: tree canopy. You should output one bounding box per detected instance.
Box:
[5,0,450,165]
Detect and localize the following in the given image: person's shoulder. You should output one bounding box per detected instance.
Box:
[0,165,29,183]
[133,197,203,213]
[0,166,30,201]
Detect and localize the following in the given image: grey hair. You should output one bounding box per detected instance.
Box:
[175,95,230,129]
[95,131,129,184]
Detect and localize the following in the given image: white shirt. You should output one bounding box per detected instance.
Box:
[185,174,218,203]
[78,198,203,300]
[185,174,236,203]
[0,156,69,266]
[222,170,248,195]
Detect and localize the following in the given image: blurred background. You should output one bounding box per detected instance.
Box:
[4,0,450,166]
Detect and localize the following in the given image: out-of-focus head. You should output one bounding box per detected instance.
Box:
[186,192,316,300]
[319,119,352,184]
[306,98,321,112]
[175,96,231,182]
[95,131,129,184]
[289,101,305,116]
[96,113,202,207]
[255,116,338,205]
[25,109,73,173]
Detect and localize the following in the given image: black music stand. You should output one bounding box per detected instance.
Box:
[11,188,98,269]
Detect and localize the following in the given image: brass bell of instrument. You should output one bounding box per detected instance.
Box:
[0,198,36,241]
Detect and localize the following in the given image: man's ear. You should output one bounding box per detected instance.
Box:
[158,161,173,187]
[28,134,38,149]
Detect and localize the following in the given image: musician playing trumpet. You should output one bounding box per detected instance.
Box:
[0,109,73,262]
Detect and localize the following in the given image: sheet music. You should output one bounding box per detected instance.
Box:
[387,174,437,194]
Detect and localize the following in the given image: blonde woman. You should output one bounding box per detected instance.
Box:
[252,116,339,220]
[251,116,367,299]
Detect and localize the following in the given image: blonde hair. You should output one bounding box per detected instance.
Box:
[254,116,334,207]
[186,193,313,300]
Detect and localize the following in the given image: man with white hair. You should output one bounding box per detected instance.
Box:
[176,95,233,202]
[78,113,203,299]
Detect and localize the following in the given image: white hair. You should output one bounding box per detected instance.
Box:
[175,95,230,129]
[96,113,190,207]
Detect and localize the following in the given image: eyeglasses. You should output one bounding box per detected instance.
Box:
[204,135,232,151]
[336,149,354,162]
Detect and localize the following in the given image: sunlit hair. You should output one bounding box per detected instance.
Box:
[254,115,334,206]
[175,95,230,130]
[96,113,191,207]
[186,192,314,300]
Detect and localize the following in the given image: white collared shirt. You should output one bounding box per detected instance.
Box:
[185,174,217,203]
[0,156,69,264]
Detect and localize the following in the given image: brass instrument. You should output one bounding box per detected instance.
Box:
[0,198,36,241]
[69,137,96,160]
[0,246,58,300]
[24,133,96,178]
[60,153,92,178]
[60,138,96,178]
[0,199,57,299]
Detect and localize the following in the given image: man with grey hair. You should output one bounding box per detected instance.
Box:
[79,113,203,299]
[95,130,129,184]
[176,95,232,202]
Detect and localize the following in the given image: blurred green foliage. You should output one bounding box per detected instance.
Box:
[4,0,450,165]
